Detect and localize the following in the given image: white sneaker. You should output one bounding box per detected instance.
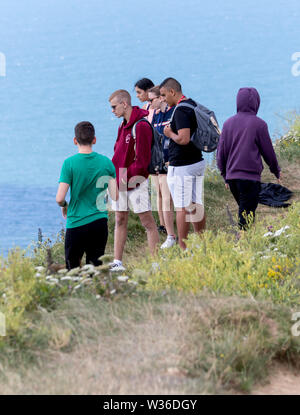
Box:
[109,262,126,272]
[160,235,176,249]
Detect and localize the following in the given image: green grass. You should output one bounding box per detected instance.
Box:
[180,295,300,393]
[1,117,300,394]
[275,113,300,162]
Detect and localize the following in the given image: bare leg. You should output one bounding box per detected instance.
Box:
[160,174,175,236]
[192,213,206,234]
[138,211,160,255]
[186,203,206,234]
[151,175,165,227]
[176,208,190,250]
[114,211,129,261]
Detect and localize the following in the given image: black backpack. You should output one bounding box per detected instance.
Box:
[132,118,165,174]
[171,101,221,152]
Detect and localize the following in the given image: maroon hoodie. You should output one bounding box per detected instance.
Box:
[217,88,280,182]
[112,106,152,189]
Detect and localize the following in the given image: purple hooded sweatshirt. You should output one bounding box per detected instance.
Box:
[217,88,280,182]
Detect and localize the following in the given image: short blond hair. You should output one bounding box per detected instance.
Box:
[109,89,131,105]
[148,85,160,97]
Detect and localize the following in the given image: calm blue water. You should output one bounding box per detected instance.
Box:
[0,0,300,254]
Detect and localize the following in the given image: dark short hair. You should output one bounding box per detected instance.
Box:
[159,77,182,93]
[134,78,154,91]
[75,121,95,145]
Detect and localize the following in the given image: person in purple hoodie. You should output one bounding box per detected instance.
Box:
[217,87,281,229]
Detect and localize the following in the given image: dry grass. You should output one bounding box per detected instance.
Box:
[1,293,299,395]
[0,295,197,395]
[1,155,299,395]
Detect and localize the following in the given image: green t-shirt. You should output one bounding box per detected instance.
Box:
[59,152,116,229]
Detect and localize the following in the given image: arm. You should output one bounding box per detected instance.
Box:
[216,130,228,181]
[164,125,190,145]
[56,182,69,218]
[256,123,281,180]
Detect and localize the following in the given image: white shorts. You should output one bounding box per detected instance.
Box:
[111,179,151,214]
[167,160,205,209]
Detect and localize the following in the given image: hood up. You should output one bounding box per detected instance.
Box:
[236,87,260,114]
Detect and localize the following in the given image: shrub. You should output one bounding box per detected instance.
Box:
[0,249,36,339]
[142,202,300,307]
[275,113,300,161]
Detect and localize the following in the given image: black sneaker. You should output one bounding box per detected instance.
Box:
[158,225,167,234]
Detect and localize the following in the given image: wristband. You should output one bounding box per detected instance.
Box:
[61,200,68,207]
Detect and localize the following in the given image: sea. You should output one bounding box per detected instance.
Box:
[0,0,299,255]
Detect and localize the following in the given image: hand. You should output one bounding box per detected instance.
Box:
[61,205,68,219]
[277,172,282,185]
[225,183,229,190]
[163,124,172,138]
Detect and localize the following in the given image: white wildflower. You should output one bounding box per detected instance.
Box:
[67,267,81,276]
[263,232,273,237]
[81,264,95,272]
[74,284,82,290]
[152,262,160,270]
[58,268,68,274]
[48,278,59,283]
[35,266,45,272]
[110,289,116,295]
[35,273,42,278]
[61,276,72,281]
[117,276,129,282]
[274,226,290,237]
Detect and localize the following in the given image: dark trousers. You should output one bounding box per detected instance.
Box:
[227,179,261,229]
[65,218,108,270]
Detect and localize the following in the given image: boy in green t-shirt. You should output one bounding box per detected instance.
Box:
[56,121,118,270]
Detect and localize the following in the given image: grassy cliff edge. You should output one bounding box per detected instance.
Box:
[0,116,300,394]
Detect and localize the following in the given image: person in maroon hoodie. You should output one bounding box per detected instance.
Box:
[108,89,159,271]
[217,87,281,229]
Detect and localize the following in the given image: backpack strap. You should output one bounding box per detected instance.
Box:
[169,101,196,124]
[131,118,154,160]
[176,102,196,110]
[132,118,152,140]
